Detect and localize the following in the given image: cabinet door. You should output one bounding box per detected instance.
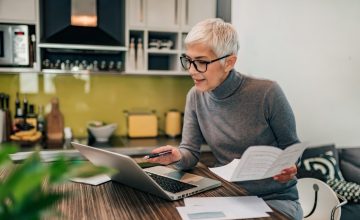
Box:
[146,0,180,29]
[127,0,146,27]
[182,0,216,30]
[0,0,36,23]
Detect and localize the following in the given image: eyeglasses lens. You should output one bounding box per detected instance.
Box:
[180,57,190,70]
[180,57,207,73]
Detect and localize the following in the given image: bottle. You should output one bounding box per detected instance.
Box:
[23,95,28,120]
[27,104,38,131]
[15,92,22,118]
[116,61,122,72]
[15,95,34,131]
[46,97,64,144]
[37,105,46,140]
[136,38,144,70]
[13,92,23,132]
[4,94,12,141]
[127,38,136,70]
[0,93,4,142]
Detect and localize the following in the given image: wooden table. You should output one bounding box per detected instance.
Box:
[1,162,289,220]
[49,163,289,220]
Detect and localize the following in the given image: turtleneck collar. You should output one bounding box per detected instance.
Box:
[208,69,243,100]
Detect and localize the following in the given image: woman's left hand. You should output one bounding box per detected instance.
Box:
[273,165,297,183]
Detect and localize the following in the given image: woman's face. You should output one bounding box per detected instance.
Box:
[184,43,234,92]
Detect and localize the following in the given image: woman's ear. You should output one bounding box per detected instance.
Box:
[224,55,237,72]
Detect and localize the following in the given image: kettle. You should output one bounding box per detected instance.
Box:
[165,110,182,137]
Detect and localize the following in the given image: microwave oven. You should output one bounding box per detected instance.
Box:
[0,24,31,66]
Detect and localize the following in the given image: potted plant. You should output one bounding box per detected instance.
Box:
[0,144,107,219]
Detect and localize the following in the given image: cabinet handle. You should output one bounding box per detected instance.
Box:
[185,0,189,25]
[175,0,178,25]
[140,0,144,22]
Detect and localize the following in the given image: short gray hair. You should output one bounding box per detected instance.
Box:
[184,18,239,57]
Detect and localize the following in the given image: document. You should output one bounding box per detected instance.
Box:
[184,196,272,212]
[209,142,307,182]
[70,174,111,186]
[177,196,271,220]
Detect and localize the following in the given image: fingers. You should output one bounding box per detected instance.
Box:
[150,145,173,154]
[273,165,297,183]
[280,165,297,175]
[145,145,181,165]
[273,173,296,183]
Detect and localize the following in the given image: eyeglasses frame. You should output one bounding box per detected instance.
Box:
[180,54,231,73]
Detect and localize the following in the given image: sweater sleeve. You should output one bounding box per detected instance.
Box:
[174,88,204,170]
[263,82,300,149]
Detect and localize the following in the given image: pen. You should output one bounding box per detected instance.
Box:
[144,150,172,159]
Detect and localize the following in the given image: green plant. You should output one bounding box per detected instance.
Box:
[0,144,107,220]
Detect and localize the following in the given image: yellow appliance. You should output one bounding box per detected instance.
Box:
[127,113,158,138]
[165,110,182,137]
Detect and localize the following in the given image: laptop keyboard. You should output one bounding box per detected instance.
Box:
[146,172,196,193]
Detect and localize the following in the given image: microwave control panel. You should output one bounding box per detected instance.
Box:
[12,26,29,65]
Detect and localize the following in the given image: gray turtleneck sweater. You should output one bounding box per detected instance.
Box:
[175,69,300,201]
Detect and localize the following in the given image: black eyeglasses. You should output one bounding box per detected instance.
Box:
[180,54,231,73]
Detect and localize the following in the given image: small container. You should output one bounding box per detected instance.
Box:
[124,111,158,138]
[165,110,182,138]
[88,123,118,142]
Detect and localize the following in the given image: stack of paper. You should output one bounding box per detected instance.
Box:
[176,196,272,220]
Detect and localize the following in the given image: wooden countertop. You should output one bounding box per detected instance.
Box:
[0,163,290,220]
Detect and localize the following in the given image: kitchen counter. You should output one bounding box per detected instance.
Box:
[2,136,212,163]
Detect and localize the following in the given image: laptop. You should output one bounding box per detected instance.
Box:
[71,142,221,201]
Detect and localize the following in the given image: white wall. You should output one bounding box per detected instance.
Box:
[232,0,360,147]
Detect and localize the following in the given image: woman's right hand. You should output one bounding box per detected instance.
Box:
[145,145,181,165]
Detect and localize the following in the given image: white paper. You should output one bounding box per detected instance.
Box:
[176,206,237,220]
[177,196,270,220]
[10,150,82,162]
[70,174,111,186]
[210,143,307,182]
[184,196,272,213]
[209,159,240,181]
[19,72,39,93]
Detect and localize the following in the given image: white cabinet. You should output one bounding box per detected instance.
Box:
[181,0,217,31]
[146,0,180,29]
[128,0,146,28]
[125,0,217,75]
[129,0,217,30]
[0,0,37,24]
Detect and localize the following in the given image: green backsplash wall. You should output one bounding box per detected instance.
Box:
[0,73,193,137]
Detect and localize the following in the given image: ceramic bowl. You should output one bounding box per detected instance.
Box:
[87,123,118,142]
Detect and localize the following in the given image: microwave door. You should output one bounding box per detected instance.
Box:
[0,26,13,65]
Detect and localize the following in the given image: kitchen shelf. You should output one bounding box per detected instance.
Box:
[39,43,127,52]
[125,70,187,76]
[42,69,125,75]
[0,67,40,73]
[147,49,180,54]
[40,44,126,73]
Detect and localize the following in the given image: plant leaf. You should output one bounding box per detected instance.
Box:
[0,152,48,203]
[0,146,18,166]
